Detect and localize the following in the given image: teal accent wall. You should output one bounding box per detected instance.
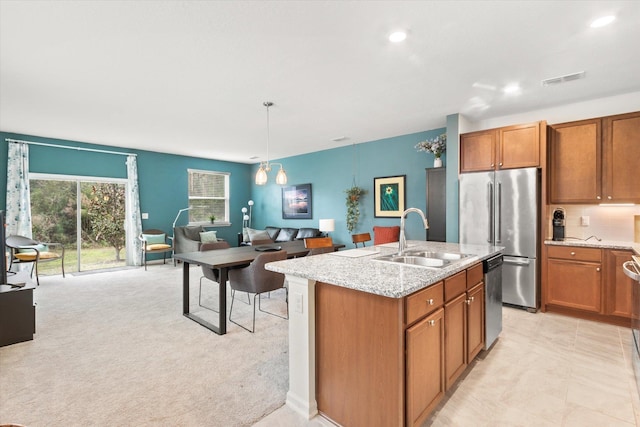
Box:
[2,125,450,250]
[248,128,447,247]
[0,131,252,243]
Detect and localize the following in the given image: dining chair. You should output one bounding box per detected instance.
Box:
[351,232,372,248]
[251,238,275,246]
[303,236,334,255]
[198,241,231,311]
[228,250,287,333]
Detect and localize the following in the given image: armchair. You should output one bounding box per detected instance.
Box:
[6,235,65,286]
[139,229,172,270]
[173,225,206,255]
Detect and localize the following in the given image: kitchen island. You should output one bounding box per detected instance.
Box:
[266,240,502,427]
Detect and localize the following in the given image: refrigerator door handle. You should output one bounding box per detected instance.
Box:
[488,182,494,243]
[496,182,502,244]
[503,256,531,266]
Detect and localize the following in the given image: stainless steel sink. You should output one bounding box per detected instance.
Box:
[402,251,471,260]
[374,255,448,268]
[373,251,474,268]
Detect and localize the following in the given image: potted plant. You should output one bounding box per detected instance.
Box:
[209,214,216,224]
[345,186,365,232]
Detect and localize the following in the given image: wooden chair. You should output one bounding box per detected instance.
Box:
[251,238,275,246]
[228,250,288,333]
[351,232,372,248]
[6,235,65,286]
[139,229,173,270]
[373,226,401,245]
[304,236,334,255]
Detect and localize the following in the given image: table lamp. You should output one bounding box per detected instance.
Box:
[319,219,335,237]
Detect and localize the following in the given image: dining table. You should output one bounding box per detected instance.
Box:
[174,240,343,335]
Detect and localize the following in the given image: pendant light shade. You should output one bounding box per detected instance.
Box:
[255,101,288,186]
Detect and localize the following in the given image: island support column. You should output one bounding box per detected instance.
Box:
[285,275,318,419]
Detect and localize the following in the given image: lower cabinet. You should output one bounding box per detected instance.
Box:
[544,245,634,326]
[605,250,635,320]
[315,261,487,427]
[406,307,445,427]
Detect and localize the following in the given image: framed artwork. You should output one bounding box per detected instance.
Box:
[282,183,312,219]
[374,175,406,218]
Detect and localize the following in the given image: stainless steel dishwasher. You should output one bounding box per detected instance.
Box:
[484,254,503,350]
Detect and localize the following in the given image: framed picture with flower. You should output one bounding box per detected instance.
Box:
[373,175,406,218]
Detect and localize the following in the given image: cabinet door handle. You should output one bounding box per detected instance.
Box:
[428,320,436,326]
[607,196,612,200]
[490,163,495,168]
[499,162,503,167]
[466,296,475,305]
[596,267,601,272]
[597,196,601,200]
[570,252,576,256]
[426,298,434,305]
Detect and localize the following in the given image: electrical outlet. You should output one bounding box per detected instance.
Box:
[581,216,590,226]
[293,292,303,314]
[141,212,149,219]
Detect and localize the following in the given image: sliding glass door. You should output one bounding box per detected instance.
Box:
[30,174,127,273]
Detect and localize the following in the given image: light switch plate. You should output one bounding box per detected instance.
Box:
[141,213,149,219]
[581,216,589,226]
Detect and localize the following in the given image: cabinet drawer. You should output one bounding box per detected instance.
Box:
[466,263,483,289]
[548,245,602,262]
[406,281,444,326]
[444,271,467,302]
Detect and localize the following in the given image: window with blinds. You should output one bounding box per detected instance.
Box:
[187,169,230,224]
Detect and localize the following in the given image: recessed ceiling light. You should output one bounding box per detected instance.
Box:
[389,31,407,43]
[503,84,521,95]
[590,15,616,28]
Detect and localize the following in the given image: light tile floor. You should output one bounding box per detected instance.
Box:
[254,307,640,426]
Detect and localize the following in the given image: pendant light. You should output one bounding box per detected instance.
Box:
[255,101,287,186]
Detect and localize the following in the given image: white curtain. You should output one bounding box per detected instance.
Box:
[6,141,32,237]
[125,155,143,266]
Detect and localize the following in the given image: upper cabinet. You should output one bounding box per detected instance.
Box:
[460,121,542,173]
[549,111,640,204]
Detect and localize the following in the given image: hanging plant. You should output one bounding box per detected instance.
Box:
[345,186,366,232]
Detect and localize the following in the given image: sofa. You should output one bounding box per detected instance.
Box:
[238,226,322,246]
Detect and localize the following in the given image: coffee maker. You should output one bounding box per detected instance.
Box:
[552,208,565,241]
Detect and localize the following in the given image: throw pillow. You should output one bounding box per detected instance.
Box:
[143,233,166,245]
[247,228,271,242]
[200,231,218,243]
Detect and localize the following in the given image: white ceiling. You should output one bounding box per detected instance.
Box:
[1,1,639,164]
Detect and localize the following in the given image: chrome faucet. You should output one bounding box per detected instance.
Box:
[399,208,429,254]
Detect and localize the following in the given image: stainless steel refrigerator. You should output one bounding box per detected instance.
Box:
[459,167,539,311]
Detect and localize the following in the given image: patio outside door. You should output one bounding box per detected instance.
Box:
[30,175,127,274]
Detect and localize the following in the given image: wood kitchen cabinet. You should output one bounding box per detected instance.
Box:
[406,307,445,427]
[460,121,542,173]
[444,265,485,390]
[605,249,635,322]
[546,246,602,313]
[549,111,640,204]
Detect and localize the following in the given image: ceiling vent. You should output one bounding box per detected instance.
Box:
[542,71,586,86]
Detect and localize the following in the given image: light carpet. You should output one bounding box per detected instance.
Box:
[0,262,290,426]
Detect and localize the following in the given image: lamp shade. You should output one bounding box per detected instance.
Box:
[319,219,335,233]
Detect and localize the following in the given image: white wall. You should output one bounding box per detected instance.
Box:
[463,91,640,131]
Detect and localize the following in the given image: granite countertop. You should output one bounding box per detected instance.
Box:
[265,241,502,298]
[545,239,640,254]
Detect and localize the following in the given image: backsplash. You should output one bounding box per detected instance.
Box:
[548,205,640,241]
